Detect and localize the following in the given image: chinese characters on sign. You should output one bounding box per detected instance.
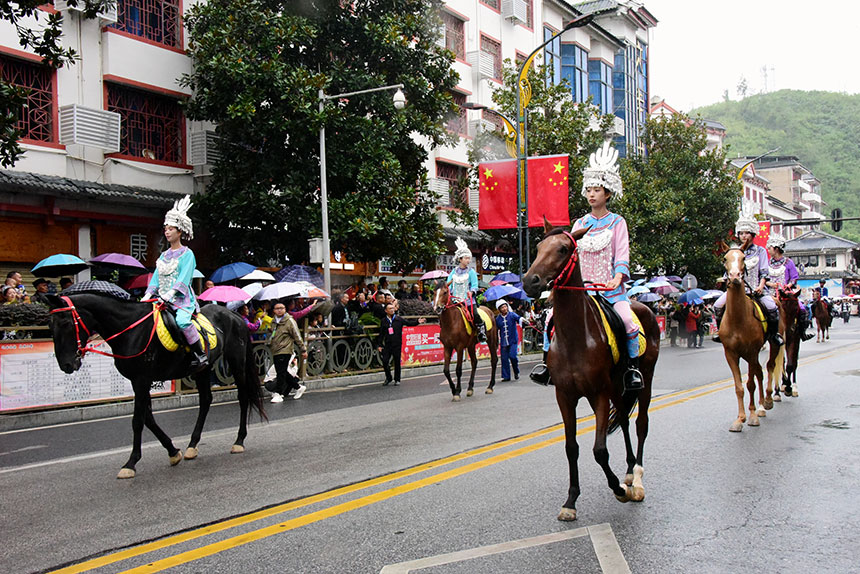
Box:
[482,252,514,273]
[130,233,148,262]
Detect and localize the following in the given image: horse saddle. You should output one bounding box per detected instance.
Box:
[590,295,646,364]
[153,304,218,353]
[750,298,769,334]
[456,305,494,336]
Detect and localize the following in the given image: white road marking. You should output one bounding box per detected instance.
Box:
[379,523,629,573]
[0,444,48,457]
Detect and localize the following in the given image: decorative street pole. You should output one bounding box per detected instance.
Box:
[318,84,406,294]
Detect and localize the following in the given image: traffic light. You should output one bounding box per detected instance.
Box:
[831,208,842,233]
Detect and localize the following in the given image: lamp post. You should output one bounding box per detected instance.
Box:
[319,84,406,294]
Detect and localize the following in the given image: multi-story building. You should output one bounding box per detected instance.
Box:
[746,155,825,235]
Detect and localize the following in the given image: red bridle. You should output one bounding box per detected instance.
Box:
[551,230,613,292]
[49,296,160,360]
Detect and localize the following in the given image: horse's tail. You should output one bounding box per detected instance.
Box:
[241,338,267,422]
[607,392,639,435]
[772,341,785,388]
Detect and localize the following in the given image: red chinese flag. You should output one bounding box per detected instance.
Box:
[753,220,771,248]
[526,154,570,228]
[478,158,517,229]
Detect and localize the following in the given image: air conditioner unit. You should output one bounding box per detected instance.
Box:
[501,0,528,25]
[469,188,479,210]
[468,118,497,137]
[467,50,496,79]
[190,130,222,166]
[428,178,451,205]
[58,104,121,152]
[54,0,118,23]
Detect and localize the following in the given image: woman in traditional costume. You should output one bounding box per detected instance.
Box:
[766,233,813,341]
[446,237,486,341]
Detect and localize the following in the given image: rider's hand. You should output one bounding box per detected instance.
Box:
[754,285,764,295]
[606,276,622,291]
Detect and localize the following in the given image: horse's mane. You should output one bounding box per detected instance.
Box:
[61,280,133,301]
[545,227,566,237]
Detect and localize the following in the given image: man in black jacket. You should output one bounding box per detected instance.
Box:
[377,302,425,386]
[331,292,350,328]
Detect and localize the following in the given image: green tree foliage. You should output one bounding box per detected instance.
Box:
[182,0,458,272]
[0,0,109,167]
[464,59,614,268]
[694,90,860,242]
[617,114,740,284]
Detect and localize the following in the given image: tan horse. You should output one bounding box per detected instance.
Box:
[812,296,831,343]
[720,247,784,432]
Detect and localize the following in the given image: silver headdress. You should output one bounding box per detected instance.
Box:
[735,207,758,236]
[766,232,786,250]
[164,195,194,239]
[581,141,622,198]
[453,237,471,262]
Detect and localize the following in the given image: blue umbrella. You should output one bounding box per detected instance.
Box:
[491,271,520,284]
[633,278,647,286]
[193,269,205,279]
[678,289,708,305]
[636,292,661,303]
[278,265,324,287]
[210,262,256,284]
[628,285,650,296]
[484,284,523,301]
[32,254,88,277]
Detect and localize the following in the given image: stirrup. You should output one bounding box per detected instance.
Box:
[623,367,644,392]
[530,363,552,386]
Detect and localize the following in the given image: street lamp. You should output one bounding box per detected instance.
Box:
[319,83,405,294]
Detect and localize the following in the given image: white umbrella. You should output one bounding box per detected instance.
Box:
[241,282,264,299]
[255,282,302,300]
[240,269,275,282]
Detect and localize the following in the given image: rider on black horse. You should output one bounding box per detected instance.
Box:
[446,237,486,342]
[765,232,814,342]
[143,196,209,372]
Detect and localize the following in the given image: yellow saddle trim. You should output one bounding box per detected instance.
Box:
[154,305,218,353]
[590,296,646,364]
[752,300,768,334]
[457,306,494,336]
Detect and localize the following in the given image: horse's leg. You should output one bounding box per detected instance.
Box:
[762,342,780,411]
[143,404,183,467]
[725,351,746,432]
[455,350,464,397]
[465,345,477,397]
[619,404,636,485]
[556,389,581,521]
[443,347,458,401]
[185,371,212,459]
[791,366,798,397]
[589,392,631,502]
[486,332,498,394]
[747,362,762,427]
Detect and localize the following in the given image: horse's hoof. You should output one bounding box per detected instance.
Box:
[756,407,766,418]
[169,451,183,466]
[631,486,645,502]
[624,473,634,486]
[764,398,774,410]
[557,508,577,521]
[184,447,198,460]
[792,390,798,398]
[615,487,633,503]
[451,395,461,402]
[466,389,474,397]
[485,387,494,394]
[230,444,245,454]
[773,394,782,402]
[748,417,760,427]
[729,421,744,432]
[117,468,135,479]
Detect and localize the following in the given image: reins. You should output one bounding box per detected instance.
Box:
[50,296,160,360]
[551,230,615,292]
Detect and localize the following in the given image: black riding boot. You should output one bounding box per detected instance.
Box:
[765,309,784,346]
[189,338,209,372]
[800,314,815,341]
[712,307,725,343]
[476,320,487,343]
[530,363,552,386]
[624,356,644,392]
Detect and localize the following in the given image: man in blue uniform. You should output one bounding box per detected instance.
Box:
[495,300,526,381]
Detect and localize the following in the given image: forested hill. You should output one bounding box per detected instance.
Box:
[693,90,860,242]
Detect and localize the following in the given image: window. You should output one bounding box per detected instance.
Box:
[544,27,561,88]
[561,44,588,103]
[0,54,54,143]
[826,254,837,268]
[804,255,819,267]
[483,110,505,133]
[480,0,499,9]
[441,11,465,60]
[436,161,469,206]
[446,91,467,136]
[524,0,533,28]
[588,59,612,114]
[106,83,184,163]
[481,35,502,81]
[112,0,182,48]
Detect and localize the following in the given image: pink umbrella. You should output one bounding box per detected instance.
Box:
[653,284,680,295]
[490,279,508,286]
[420,270,448,280]
[199,285,251,303]
[124,273,153,290]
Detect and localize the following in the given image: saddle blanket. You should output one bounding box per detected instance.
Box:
[591,296,646,364]
[154,304,218,353]
[458,306,494,336]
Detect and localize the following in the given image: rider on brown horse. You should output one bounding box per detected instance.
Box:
[712,211,783,347]
[765,232,814,342]
[446,237,487,342]
[530,141,643,392]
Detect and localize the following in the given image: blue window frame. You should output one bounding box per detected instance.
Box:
[544,27,561,87]
[588,59,612,115]
[561,43,588,102]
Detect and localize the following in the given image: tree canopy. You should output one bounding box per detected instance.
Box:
[182,0,458,271]
[617,113,740,283]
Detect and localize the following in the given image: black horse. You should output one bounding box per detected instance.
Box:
[46,291,265,478]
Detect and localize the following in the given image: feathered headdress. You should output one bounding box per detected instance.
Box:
[453,237,471,262]
[164,195,194,239]
[735,206,758,236]
[581,141,622,198]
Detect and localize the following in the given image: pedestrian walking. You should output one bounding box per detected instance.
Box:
[269,301,308,402]
[495,299,526,381]
[377,302,425,386]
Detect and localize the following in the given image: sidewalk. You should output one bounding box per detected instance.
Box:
[0,355,540,432]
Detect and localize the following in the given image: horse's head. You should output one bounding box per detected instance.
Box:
[721,243,745,286]
[523,218,588,298]
[46,294,83,374]
[433,279,449,314]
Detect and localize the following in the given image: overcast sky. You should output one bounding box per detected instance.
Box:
[644,0,860,111]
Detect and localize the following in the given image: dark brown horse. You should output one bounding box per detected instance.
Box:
[774,288,802,399]
[433,279,498,400]
[523,223,660,521]
[719,248,783,432]
[812,296,831,343]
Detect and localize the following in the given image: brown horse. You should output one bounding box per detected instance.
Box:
[720,248,784,432]
[812,297,831,343]
[433,279,499,400]
[523,223,660,522]
[774,288,802,400]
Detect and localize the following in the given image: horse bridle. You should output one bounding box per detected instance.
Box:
[550,230,612,292]
[50,296,159,360]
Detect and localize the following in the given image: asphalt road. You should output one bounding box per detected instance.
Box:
[2,322,859,574]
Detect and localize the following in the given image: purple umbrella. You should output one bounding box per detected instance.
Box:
[276,265,324,287]
[636,292,661,303]
[420,270,448,280]
[89,253,146,271]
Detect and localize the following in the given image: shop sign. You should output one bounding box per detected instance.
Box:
[481,252,514,273]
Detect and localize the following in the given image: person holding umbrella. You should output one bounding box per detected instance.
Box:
[143,196,208,372]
